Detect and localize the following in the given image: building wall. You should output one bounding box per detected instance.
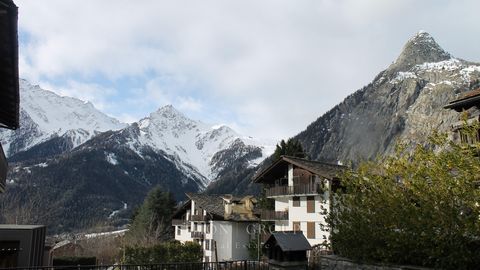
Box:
[174,203,256,262]
[273,175,331,246]
[231,222,252,260]
[212,221,233,261]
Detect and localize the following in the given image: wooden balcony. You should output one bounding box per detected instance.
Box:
[172,219,187,226]
[260,210,288,221]
[190,215,208,222]
[191,231,205,239]
[265,184,323,197]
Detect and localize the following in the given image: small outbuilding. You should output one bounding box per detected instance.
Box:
[263,231,311,270]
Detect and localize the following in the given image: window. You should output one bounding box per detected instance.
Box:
[307,196,315,213]
[194,222,198,231]
[293,221,301,232]
[205,239,210,250]
[307,222,316,239]
[188,226,191,232]
[205,256,210,262]
[177,226,181,235]
[206,223,210,234]
[292,196,300,207]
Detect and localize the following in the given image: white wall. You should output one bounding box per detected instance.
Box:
[212,221,233,261]
[273,178,331,246]
[231,222,252,260]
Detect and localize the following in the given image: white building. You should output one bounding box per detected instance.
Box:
[252,156,344,247]
[172,193,259,262]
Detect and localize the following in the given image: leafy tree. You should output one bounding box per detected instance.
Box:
[124,241,202,263]
[328,131,480,269]
[272,138,307,160]
[126,186,176,245]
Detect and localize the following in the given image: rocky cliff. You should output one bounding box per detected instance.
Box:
[296,31,480,164]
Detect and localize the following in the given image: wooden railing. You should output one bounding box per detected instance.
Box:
[191,231,205,239]
[266,183,323,197]
[260,210,289,221]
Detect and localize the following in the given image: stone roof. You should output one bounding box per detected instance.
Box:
[253,155,345,183]
[186,193,225,218]
[264,231,312,251]
[173,193,259,221]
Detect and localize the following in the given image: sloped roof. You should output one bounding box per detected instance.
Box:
[444,88,480,112]
[186,193,225,218]
[253,155,345,183]
[264,231,311,251]
[172,193,259,221]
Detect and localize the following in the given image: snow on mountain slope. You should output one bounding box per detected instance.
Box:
[0,79,127,156]
[131,105,274,184]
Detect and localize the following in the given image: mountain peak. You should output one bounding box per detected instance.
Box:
[153,104,187,119]
[390,31,451,73]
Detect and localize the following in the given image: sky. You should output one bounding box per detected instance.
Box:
[15,0,480,141]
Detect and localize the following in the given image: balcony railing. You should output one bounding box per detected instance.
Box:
[191,231,205,239]
[260,210,288,221]
[266,183,323,197]
[190,214,208,221]
[172,219,187,226]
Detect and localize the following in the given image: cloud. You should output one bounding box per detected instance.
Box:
[15,0,480,140]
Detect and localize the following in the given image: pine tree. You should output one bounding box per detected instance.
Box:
[126,186,176,245]
[272,138,307,160]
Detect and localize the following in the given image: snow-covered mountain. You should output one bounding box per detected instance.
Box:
[0,79,127,156]
[1,79,274,187]
[128,105,273,185]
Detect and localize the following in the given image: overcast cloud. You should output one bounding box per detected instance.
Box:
[16,0,480,141]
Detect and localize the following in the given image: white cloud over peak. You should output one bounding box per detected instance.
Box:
[15,0,480,140]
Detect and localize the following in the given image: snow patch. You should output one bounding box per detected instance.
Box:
[84,229,128,239]
[105,152,119,165]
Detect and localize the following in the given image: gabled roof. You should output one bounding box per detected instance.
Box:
[264,231,311,251]
[173,193,259,221]
[444,88,480,112]
[253,155,345,183]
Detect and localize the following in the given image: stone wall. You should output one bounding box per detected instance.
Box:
[312,255,432,270]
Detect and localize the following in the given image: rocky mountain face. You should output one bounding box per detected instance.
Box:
[0,81,272,233]
[209,31,480,195]
[296,31,480,164]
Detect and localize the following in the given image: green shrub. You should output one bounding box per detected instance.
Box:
[53,256,96,266]
[124,241,202,263]
[328,132,480,269]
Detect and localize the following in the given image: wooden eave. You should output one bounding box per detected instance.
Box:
[253,155,345,183]
[444,89,480,112]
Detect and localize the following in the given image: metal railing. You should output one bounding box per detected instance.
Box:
[265,184,323,197]
[172,219,188,226]
[190,215,208,222]
[260,210,288,221]
[191,231,205,239]
[0,260,269,270]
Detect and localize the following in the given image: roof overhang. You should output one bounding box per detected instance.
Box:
[0,144,6,192]
[253,156,344,184]
[0,0,19,130]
